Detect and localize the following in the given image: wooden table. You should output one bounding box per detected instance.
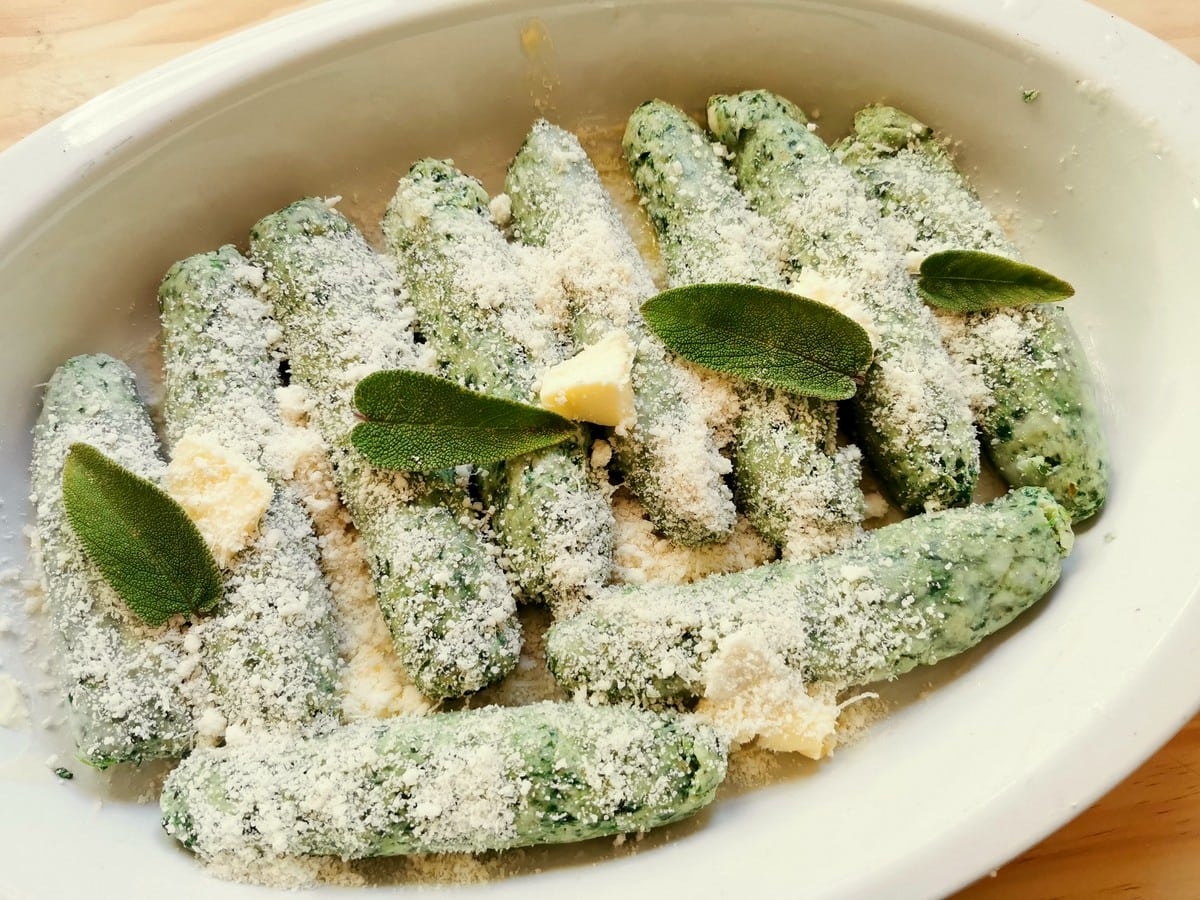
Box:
[2,1,1199,896]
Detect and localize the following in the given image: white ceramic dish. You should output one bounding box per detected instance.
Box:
[2,1,1200,897]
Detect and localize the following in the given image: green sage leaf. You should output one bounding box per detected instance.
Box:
[62,443,223,628]
[352,370,577,471]
[640,283,874,400]
[917,250,1074,312]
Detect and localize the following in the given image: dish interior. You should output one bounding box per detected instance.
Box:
[2,2,1200,898]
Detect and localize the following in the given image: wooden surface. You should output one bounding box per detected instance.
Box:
[3,1,1199,897]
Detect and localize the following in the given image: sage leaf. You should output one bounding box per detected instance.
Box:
[352,370,577,471]
[62,443,223,628]
[640,283,874,400]
[917,250,1074,312]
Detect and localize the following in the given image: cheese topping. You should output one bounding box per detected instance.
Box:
[538,329,636,428]
[695,627,839,759]
[788,266,878,345]
[274,384,432,720]
[610,491,774,585]
[0,674,29,729]
[165,430,272,568]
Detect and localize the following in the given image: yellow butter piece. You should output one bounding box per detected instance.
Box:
[164,431,272,568]
[539,329,636,428]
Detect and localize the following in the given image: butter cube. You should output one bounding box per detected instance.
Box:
[539,330,636,428]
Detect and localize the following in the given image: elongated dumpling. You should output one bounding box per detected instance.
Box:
[623,99,863,560]
[250,199,522,699]
[837,105,1108,520]
[547,487,1071,705]
[707,90,980,514]
[507,120,736,546]
[383,159,614,614]
[158,247,342,736]
[30,354,195,767]
[161,702,726,860]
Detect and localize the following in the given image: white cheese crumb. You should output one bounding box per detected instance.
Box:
[590,439,613,470]
[164,431,272,568]
[195,707,228,740]
[488,193,513,228]
[230,263,265,289]
[695,627,839,758]
[788,266,877,344]
[863,492,890,520]
[539,329,636,428]
[223,723,250,747]
[0,673,29,728]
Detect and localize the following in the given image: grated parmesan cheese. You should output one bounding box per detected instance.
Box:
[273,384,431,720]
[0,673,29,728]
[609,490,774,585]
[695,627,840,758]
[164,431,272,568]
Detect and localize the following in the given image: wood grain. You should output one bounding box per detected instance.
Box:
[0,0,317,144]
[3,2,1200,898]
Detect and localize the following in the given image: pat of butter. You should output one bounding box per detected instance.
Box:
[539,329,636,428]
[164,431,272,568]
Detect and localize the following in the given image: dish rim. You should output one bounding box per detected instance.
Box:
[3,1,1200,897]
